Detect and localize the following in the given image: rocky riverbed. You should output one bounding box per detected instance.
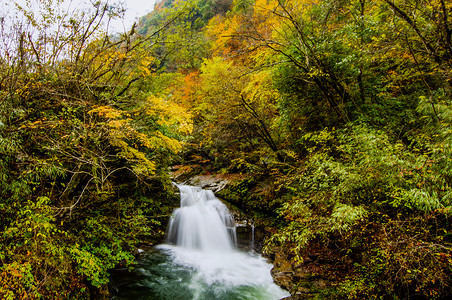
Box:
[171,173,335,299]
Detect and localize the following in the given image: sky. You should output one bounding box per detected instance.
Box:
[1,0,157,33]
[0,0,156,55]
[111,0,157,32]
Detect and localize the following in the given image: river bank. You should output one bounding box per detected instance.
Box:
[173,173,337,299]
[109,183,289,299]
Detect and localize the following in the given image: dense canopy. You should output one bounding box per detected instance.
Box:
[0,0,451,298]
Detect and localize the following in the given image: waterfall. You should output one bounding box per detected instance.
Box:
[167,184,237,251]
[251,223,255,251]
[110,184,290,299]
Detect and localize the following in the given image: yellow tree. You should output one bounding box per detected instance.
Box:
[193,56,280,162]
[0,0,193,298]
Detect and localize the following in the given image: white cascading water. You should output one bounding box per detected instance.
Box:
[166,184,237,251]
[158,184,290,300]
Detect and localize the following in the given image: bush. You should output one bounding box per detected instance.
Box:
[265,124,452,298]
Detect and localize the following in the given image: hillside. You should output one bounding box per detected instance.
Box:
[1,0,451,298]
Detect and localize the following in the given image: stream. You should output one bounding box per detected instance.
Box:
[109,184,289,300]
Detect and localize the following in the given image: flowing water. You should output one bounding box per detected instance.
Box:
[110,184,290,300]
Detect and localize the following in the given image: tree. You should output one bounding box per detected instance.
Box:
[190,57,280,165]
[0,0,191,297]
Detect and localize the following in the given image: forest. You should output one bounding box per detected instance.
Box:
[0,0,451,298]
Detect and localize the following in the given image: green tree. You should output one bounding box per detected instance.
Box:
[0,0,190,298]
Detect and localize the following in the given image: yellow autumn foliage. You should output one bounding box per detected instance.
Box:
[88,100,191,176]
[88,105,124,119]
[145,95,193,135]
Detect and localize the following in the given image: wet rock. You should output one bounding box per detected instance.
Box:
[271,250,296,292]
[269,247,335,299]
[179,174,230,192]
[273,271,293,291]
